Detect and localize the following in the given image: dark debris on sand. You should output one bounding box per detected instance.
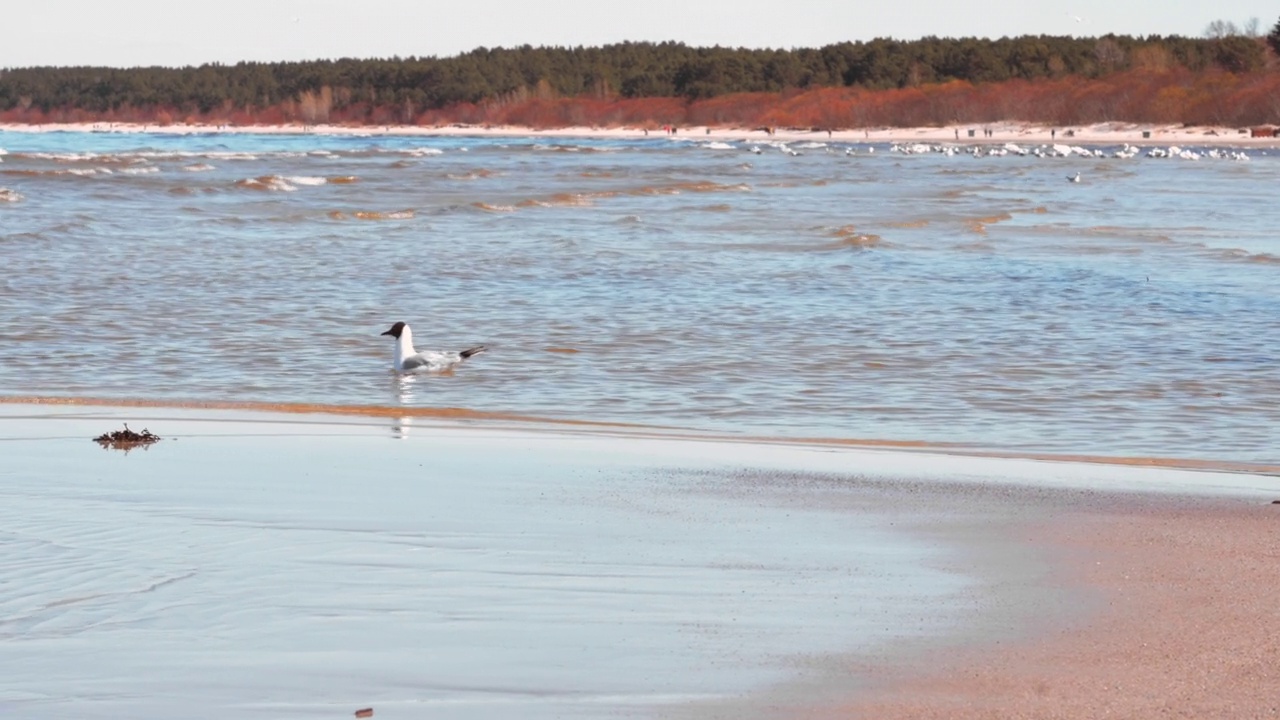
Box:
[93,423,162,450]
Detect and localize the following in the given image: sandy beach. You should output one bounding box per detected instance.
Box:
[658,472,1280,720]
[839,499,1280,719]
[3,120,1279,147]
[1,403,1276,719]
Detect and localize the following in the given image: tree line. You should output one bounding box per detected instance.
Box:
[0,27,1276,126]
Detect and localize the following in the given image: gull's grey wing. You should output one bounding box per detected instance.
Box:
[402,350,461,371]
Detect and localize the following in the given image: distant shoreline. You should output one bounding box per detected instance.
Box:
[3,120,1279,147]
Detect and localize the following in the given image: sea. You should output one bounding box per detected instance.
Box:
[2,130,1278,463]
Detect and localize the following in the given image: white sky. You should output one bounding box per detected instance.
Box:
[3,0,1277,68]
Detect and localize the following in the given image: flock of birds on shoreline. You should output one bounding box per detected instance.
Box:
[741,140,1254,162]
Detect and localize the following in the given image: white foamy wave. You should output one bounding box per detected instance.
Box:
[795,142,828,149]
[128,151,256,161]
[286,176,328,186]
[0,187,22,202]
[29,151,100,161]
[407,148,444,157]
[182,163,216,172]
[0,147,8,155]
[119,166,159,175]
[703,142,737,150]
[472,202,516,212]
[236,175,296,192]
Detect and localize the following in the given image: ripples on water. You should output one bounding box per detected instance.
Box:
[1,131,1278,461]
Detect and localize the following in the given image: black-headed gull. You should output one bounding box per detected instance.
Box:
[381,321,486,372]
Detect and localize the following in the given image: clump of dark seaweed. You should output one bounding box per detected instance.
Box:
[93,423,162,450]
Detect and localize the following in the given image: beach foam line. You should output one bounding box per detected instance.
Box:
[2,395,1276,476]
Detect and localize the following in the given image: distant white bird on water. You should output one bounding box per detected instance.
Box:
[381,321,487,372]
[1068,171,1081,183]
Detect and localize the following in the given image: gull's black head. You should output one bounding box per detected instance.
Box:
[381,321,406,338]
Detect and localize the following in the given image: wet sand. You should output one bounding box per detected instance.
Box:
[1,404,1276,719]
[838,499,1280,720]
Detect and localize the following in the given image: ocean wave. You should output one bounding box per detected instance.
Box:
[21,151,102,162]
[466,182,748,214]
[472,202,516,212]
[406,148,444,157]
[828,225,884,249]
[0,187,22,202]
[235,175,296,192]
[631,181,751,195]
[1214,248,1280,265]
[329,209,416,220]
[517,192,600,208]
[3,167,112,177]
[119,166,159,175]
[532,144,615,153]
[200,152,258,161]
[285,175,327,186]
[120,150,259,161]
[182,163,216,172]
[447,169,499,180]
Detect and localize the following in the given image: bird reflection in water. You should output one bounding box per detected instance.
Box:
[390,372,418,439]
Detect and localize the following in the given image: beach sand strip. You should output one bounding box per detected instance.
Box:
[831,497,1280,719]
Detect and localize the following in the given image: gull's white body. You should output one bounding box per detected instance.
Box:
[384,322,486,373]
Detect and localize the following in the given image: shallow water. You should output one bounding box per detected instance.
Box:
[0,408,974,719]
[2,131,1278,461]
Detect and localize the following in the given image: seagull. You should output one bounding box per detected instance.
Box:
[1067,171,1081,183]
[380,321,487,372]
